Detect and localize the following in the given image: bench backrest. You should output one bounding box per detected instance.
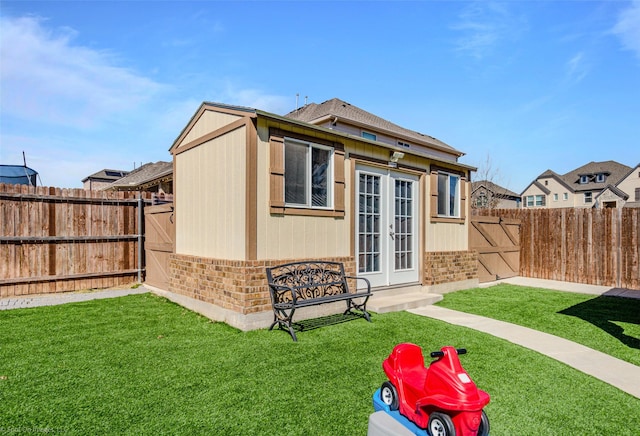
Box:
[266,261,349,302]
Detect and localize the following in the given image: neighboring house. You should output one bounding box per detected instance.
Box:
[82,169,129,191]
[521,161,633,209]
[471,180,521,209]
[598,163,640,208]
[0,164,38,186]
[101,161,173,196]
[166,98,478,331]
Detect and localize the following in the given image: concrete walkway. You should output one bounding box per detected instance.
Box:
[409,276,640,399]
[0,287,149,310]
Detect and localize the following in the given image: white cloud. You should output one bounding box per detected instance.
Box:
[612,0,640,60]
[212,84,293,115]
[0,15,164,128]
[565,51,590,84]
[451,1,526,60]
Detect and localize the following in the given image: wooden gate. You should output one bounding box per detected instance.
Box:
[470,215,520,283]
[144,204,175,290]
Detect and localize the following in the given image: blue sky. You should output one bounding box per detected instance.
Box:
[1,0,639,192]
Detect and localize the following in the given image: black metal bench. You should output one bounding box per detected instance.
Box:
[265,261,372,341]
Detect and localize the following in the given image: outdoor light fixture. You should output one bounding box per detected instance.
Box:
[390,151,405,163]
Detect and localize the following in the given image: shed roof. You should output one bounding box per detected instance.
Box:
[284,98,461,156]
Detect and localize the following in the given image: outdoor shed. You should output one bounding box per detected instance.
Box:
[165,98,478,330]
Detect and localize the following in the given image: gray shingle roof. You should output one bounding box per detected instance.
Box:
[82,168,129,183]
[102,161,172,190]
[284,98,460,155]
[472,180,519,198]
[560,161,631,192]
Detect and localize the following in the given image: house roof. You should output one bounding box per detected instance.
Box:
[472,180,519,198]
[171,101,476,172]
[102,161,172,191]
[595,184,629,201]
[283,98,463,157]
[82,168,129,183]
[615,162,640,187]
[560,161,631,192]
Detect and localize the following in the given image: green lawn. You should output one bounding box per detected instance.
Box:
[1,293,639,435]
[437,284,640,366]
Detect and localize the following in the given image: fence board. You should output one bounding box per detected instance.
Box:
[0,183,151,297]
[474,208,640,290]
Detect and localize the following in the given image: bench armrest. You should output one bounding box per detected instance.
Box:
[344,275,371,293]
[268,283,298,303]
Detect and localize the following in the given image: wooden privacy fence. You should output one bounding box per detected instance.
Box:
[0,183,151,297]
[474,208,640,290]
[470,215,520,283]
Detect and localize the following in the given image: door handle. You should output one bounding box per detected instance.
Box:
[389,225,395,240]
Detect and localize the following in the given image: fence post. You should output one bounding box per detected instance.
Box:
[617,207,622,289]
[138,194,144,284]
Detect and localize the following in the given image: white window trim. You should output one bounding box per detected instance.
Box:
[596,173,605,183]
[584,192,593,203]
[283,137,334,210]
[437,171,461,218]
[553,193,558,202]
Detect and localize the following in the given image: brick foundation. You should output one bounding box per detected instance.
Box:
[168,254,355,315]
[424,250,478,286]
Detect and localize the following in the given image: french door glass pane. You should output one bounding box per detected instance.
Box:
[394,179,413,271]
[358,173,381,273]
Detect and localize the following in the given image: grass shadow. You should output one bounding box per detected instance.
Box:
[291,312,369,333]
[558,294,640,350]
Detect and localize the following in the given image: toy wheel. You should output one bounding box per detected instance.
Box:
[380,381,399,410]
[428,412,455,436]
[477,410,490,436]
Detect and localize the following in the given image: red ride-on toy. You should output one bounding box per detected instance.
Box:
[380,343,490,436]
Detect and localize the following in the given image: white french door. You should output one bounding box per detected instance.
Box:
[356,165,419,288]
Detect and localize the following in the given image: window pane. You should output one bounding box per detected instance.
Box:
[311,147,329,207]
[449,175,459,216]
[284,141,307,205]
[437,173,447,215]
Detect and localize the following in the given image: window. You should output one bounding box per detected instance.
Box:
[284,138,333,208]
[596,173,606,183]
[545,180,548,186]
[524,195,545,207]
[525,195,534,207]
[635,188,640,201]
[397,141,411,148]
[553,193,558,201]
[580,175,590,184]
[361,131,377,141]
[584,192,592,203]
[437,172,460,217]
[563,192,568,201]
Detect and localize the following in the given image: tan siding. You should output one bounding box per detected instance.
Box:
[425,178,469,251]
[617,167,640,201]
[175,126,246,259]
[256,121,350,260]
[179,110,243,147]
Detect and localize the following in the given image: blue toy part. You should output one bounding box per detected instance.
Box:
[372,388,489,436]
[372,388,427,436]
